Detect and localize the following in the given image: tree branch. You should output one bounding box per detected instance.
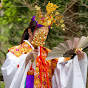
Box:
[0,49,6,57]
[62,0,78,15]
[17,0,38,10]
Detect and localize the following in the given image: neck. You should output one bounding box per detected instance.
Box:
[28,37,34,47]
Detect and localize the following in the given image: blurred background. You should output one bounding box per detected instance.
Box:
[0,0,88,88]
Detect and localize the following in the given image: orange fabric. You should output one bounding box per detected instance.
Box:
[38,46,49,88]
[63,57,70,62]
[34,46,58,88]
[8,41,33,57]
[8,41,58,88]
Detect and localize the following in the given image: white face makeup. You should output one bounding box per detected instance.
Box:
[32,27,49,46]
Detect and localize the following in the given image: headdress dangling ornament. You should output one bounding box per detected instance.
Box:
[31,1,65,46]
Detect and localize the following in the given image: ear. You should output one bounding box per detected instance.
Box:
[28,29,32,36]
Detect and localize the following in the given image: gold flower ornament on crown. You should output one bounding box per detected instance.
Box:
[35,1,65,30]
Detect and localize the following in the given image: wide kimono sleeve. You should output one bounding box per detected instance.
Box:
[52,53,87,88]
[1,52,31,88]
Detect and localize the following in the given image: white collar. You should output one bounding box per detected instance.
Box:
[23,40,34,50]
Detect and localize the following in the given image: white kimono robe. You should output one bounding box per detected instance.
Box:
[1,40,35,88]
[1,40,88,88]
[52,53,87,88]
[1,52,28,88]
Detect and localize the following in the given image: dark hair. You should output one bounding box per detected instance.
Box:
[21,20,38,44]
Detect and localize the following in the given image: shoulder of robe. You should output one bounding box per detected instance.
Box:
[8,41,33,57]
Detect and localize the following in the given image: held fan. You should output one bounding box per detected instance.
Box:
[46,36,88,62]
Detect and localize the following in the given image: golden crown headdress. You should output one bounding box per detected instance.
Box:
[35,1,65,30]
[31,2,65,46]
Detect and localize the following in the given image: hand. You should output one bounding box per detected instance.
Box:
[25,48,38,67]
[76,49,84,61]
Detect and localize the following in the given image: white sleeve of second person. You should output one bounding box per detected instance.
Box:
[52,53,87,88]
[1,52,32,88]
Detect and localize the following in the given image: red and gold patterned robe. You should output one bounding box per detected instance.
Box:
[8,41,58,88]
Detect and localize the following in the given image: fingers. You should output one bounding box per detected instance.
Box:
[76,49,84,61]
[34,48,38,52]
[25,50,38,67]
[31,50,38,59]
[32,49,38,55]
[32,52,38,57]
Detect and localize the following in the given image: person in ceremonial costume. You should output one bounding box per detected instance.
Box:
[1,2,87,88]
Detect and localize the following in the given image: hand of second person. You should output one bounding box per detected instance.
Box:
[76,49,85,61]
